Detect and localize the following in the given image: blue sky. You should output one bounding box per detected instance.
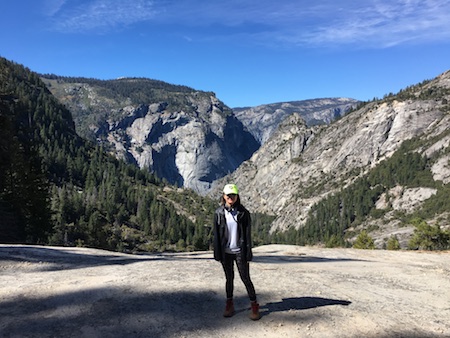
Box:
[1,0,450,108]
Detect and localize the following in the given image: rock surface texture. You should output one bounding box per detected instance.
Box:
[44,77,357,194]
[106,98,259,193]
[44,78,259,194]
[1,244,449,338]
[212,71,450,244]
[44,72,450,246]
[233,98,358,144]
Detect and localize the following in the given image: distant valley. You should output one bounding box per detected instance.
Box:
[2,55,449,251]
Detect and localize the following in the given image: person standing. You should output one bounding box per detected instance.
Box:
[213,183,260,320]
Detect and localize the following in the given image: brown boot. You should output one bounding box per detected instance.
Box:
[250,301,261,320]
[223,298,235,317]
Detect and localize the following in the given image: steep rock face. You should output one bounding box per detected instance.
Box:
[43,78,259,194]
[233,98,358,144]
[211,112,318,207]
[44,77,357,195]
[105,97,259,193]
[213,70,450,241]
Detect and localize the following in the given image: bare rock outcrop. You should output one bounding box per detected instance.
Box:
[104,96,259,194]
[1,244,449,337]
[215,70,450,243]
[43,78,259,194]
[233,98,358,144]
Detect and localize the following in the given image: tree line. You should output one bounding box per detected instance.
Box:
[276,136,450,249]
[0,58,220,252]
[3,57,448,252]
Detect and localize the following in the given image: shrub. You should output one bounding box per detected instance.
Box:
[353,230,375,249]
[386,235,401,250]
[408,218,450,250]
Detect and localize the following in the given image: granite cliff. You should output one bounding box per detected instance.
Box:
[212,70,450,247]
[42,71,450,248]
[42,77,259,194]
[43,77,353,194]
[233,98,358,144]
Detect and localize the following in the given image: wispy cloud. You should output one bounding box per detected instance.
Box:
[43,0,68,17]
[292,0,450,48]
[47,0,450,48]
[198,0,450,48]
[48,0,158,33]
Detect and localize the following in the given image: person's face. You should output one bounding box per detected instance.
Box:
[224,193,237,206]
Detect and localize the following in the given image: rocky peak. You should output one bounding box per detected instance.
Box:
[213,70,450,245]
[104,95,259,194]
[42,76,259,194]
[44,76,356,195]
[233,98,358,144]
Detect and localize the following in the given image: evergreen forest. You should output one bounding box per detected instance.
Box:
[39,74,225,142]
[0,57,219,252]
[277,136,450,249]
[1,56,449,252]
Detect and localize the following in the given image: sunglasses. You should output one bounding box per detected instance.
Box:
[225,194,237,198]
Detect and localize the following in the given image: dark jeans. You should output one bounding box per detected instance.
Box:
[221,252,257,302]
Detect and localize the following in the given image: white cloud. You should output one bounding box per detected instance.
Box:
[161,0,450,48]
[299,0,450,48]
[43,0,67,16]
[47,0,450,48]
[228,0,450,48]
[49,0,158,33]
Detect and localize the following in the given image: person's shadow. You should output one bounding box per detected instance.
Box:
[261,297,351,317]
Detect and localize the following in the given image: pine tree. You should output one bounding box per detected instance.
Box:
[353,231,375,249]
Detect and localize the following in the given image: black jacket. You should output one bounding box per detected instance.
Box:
[213,203,253,262]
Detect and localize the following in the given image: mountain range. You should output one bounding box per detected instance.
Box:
[213,72,450,247]
[2,56,450,250]
[41,76,357,194]
[233,98,358,145]
[43,70,450,249]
